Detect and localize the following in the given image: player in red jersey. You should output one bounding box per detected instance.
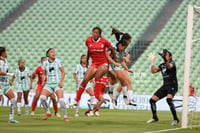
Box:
[85,76,110,116]
[30,57,60,117]
[70,27,117,108]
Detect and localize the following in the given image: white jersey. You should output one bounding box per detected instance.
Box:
[14,67,31,88]
[74,64,87,82]
[42,58,63,84]
[0,59,9,86]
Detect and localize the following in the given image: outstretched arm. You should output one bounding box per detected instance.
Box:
[106,51,119,67]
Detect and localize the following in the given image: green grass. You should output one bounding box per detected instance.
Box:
[0,107,199,133]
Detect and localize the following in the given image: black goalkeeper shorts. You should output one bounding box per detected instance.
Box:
[154,84,178,99]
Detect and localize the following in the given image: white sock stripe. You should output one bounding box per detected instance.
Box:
[10,98,16,103]
[40,95,47,99]
[59,98,64,101]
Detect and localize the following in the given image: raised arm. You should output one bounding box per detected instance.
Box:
[109,46,117,62]
[120,58,133,73]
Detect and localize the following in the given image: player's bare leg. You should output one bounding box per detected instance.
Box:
[123,70,136,106]
[93,95,104,116]
[17,92,22,116]
[70,66,96,106]
[31,90,41,116]
[5,88,19,123]
[40,89,52,120]
[115,70,129,104]
[50,93,60,117]
[55,89,69,122]
[23,90,29,115]
[107,70,117,99]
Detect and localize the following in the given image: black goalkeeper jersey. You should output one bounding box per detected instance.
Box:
[159,60,178,86]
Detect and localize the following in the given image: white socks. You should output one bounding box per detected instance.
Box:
[40,95,50,114]
[17,102,21,112]
[114,91,120,100]
[59,98,67,118]
[127,90,133,101]
[10,98,16,120]
[122,86,128,97]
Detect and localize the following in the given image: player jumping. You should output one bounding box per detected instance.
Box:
[69,27,117,111]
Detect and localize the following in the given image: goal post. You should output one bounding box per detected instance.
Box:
[182,5,200,128]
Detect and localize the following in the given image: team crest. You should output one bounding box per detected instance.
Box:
[101,44,104,48]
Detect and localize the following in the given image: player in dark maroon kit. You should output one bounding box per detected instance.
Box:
[70,27,117,112]
[30,57,60,117]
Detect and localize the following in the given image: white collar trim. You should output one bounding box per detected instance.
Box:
[92,37,101,42]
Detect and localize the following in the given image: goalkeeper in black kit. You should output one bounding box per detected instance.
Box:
[147,49,179,126]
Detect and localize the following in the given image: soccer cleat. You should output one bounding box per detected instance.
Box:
[43,113,52,120]
[171,119,179,126]
[64,117,69,122]
[55,112,61,118]
[123,96,129,105]
[112,99,118,109]
[75,113,79,117]
[85,111,94,117]
[24,111,29,116]
[69,100,78,107]
[30,111,35,116]
[94,111,100,116]
[9,119,19,124]
[147,118,159,123]
[128,100,137,106]
[17,111,21,116]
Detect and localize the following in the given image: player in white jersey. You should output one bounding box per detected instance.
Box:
[106,27,136,107]
[10,60,33,116]
[40,48,69,122]
[0,47,18,123]
[73,54,95,117]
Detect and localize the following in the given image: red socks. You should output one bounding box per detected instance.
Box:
[53,104,58,113]
[75,83,86,102]
[32,100,37,111]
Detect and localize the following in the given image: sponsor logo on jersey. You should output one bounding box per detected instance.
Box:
[49,67,54,72]
[90,49,104,52]
[20,76,25,80]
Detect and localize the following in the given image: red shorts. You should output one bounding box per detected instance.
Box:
[36,84,43,92]
[91,62,109,70]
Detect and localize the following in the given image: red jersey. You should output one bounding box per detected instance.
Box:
[34,66,46,85]
[189,86,194,96]
[86,36,111,65]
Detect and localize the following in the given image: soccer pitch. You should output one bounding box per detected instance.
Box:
[0,107,199,133]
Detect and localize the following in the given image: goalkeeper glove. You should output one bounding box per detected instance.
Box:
[148,52,156,65]
[159,49,168,62]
